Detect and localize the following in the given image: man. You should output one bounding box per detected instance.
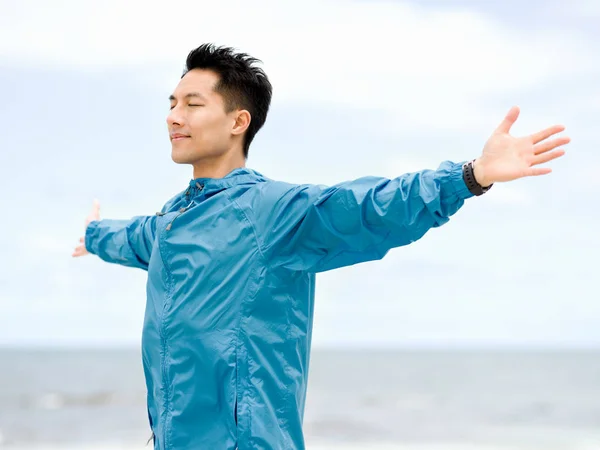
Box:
[72,44,568,450]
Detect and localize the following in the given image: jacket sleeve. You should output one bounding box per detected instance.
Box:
[257,160,474,273]
[85,215,157,270]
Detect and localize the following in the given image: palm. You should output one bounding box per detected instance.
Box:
[477,107,569,185]
[72,200,100,257]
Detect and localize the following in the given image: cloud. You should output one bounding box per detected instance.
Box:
[1,0,597,133]
[553,0,600,17]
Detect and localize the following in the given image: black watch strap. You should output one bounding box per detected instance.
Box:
[462,159,492,196]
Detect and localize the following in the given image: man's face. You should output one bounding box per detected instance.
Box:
[167,69,236,165]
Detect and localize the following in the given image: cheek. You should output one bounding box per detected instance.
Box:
[188,110,212,133]
[193,114,230,141]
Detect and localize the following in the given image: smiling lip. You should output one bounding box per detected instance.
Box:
[171,133,190,141]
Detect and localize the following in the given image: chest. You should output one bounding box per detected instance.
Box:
[150,199,260,285]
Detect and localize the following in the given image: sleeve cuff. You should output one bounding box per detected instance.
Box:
[85,220,99,255]
[448,160,474,200]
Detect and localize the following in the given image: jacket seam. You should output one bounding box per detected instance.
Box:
[225,191,269,449]
[226,192,269,266]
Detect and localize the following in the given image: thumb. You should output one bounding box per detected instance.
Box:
[92,199,100,217]
[495,106,520,134]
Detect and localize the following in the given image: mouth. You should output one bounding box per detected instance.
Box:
[171,134,190,141]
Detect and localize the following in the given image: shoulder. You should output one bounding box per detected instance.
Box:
[236,178,334,242]
[244,178,328,211]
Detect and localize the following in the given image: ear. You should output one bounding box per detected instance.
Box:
[231,110,251,136]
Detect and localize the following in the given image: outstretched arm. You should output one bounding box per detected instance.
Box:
[258,160,471,273]
[257,106,568,273]
[72,200,157,271]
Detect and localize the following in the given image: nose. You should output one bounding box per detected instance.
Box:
[167,106,184,128]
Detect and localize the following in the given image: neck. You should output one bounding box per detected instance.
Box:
[192,151,246,179]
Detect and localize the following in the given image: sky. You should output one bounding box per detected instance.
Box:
[0,0,598,349]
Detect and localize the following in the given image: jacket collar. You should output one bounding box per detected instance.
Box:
[185,167,267,197]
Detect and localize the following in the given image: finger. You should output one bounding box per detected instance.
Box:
[495,106,520,134]
[534,136,570,155]
[92,199,100,216]
[530,124,565,145]
[531,149,566,166]
[79,237,84,243]
[72,245,87,257]
[526,167,553,177]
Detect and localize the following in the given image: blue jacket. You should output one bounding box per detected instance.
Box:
[85,161,473,449]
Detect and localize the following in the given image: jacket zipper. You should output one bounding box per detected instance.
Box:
[156,218,172,448]
[155,181,204,448]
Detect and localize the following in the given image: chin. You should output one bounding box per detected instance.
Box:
[171,149,195,165]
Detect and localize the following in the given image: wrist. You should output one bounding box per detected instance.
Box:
[473,158,492,188]
[462,159,493,196]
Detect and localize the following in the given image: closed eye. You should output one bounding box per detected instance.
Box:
[169,104,203,110]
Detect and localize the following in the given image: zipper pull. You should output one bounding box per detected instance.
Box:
[165,198,195,232]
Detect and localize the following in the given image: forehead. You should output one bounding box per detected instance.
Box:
[172,69,220,98]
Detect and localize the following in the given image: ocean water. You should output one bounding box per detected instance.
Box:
[0,348,599,449]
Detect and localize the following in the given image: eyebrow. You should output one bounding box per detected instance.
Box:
[169,92,207,102]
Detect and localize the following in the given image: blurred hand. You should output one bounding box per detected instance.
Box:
[474,106,569,187]
[72,199,100,257]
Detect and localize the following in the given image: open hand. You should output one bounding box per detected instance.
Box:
[72,199,100,257]
[474,106,569,187]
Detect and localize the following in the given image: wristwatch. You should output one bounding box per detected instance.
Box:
[462,159,493,196]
